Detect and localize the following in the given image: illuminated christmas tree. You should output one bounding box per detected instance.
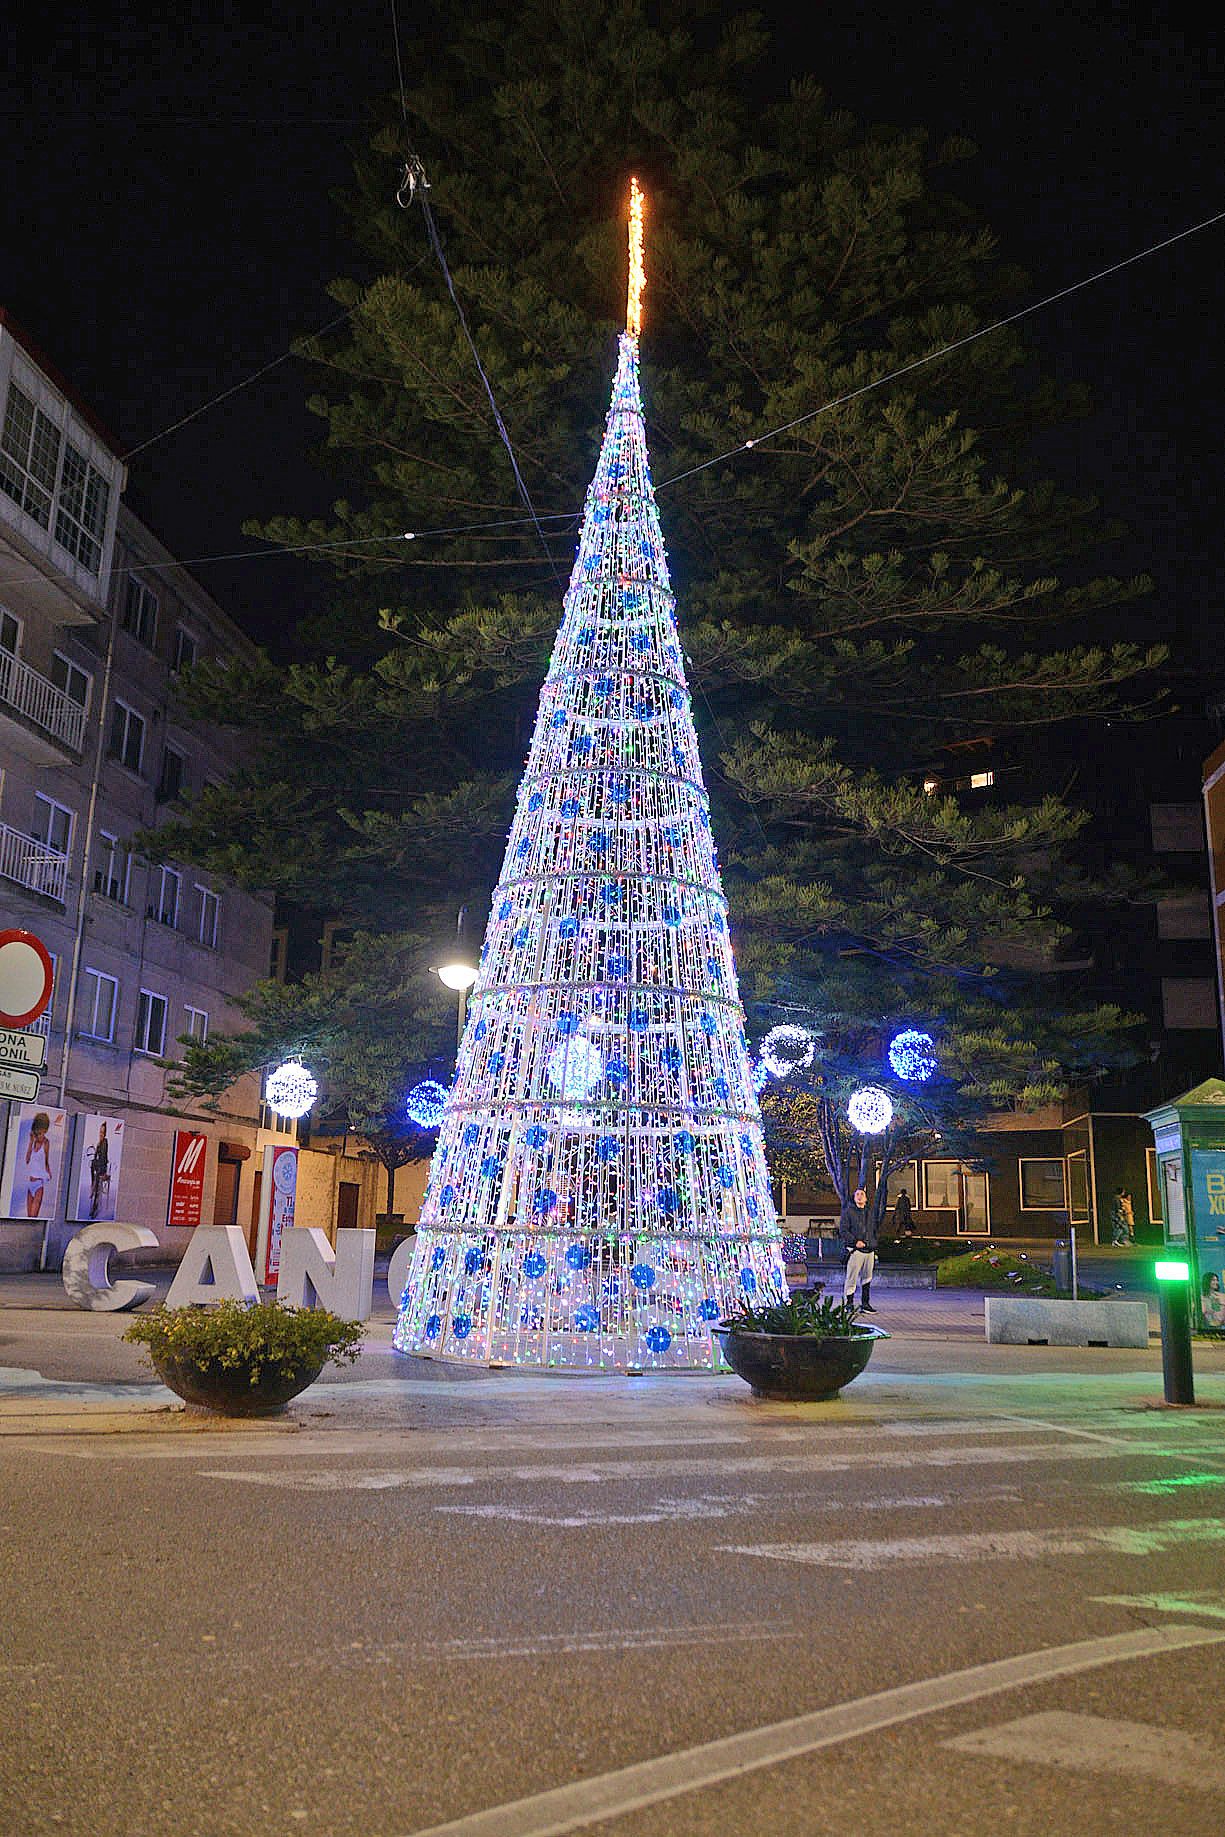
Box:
[393,181,785,1368]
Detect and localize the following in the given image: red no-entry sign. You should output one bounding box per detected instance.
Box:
[0,929,55,1028]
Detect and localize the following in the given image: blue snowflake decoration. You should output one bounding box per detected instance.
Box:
[424,1314,441,1340]
[452,1315,473,1340]
[525,1124,549,1150]
[628,1009,650,1033]
[565,1243,592,1271]
[605,1057,629,1084]
[559,917,579,939]
[556,1013,579,1035]
[571,733,593,755]
[480,1155,501,1178]
[523,1251,547,1280]
[607,952,630,978]
[630,1263,656,1290]
[698,1298,720,1322]
[660,1045,683,1072]
[463,1248,484,1275]
[430,1245,447,1272]
[463,1123,481,1146]
[440,1184,456,1209]
[597,1135,620,1160]
[739,1268,757,1293]
[560,797,580,818]
[644,1325,672,1354]
[888,1028,938,1083]
[534,1189,558,1215]
[674,1129,696,1154]
[575,1305,600,1332]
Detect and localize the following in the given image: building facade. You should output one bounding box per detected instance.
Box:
[0,313,382,1268]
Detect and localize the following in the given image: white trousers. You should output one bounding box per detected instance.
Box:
[843,1250,876,1298]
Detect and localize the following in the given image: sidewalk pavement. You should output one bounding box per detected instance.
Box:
[0,1269,1220,1441]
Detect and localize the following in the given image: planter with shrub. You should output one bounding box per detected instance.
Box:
[715,1293,888,1400]
[124,1300,364,1415]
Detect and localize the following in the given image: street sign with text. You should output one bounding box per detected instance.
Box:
[0,1027,47,1071]
[0,1065,40,1102]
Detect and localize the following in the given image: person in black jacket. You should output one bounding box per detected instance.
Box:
[839,1186,878,1311]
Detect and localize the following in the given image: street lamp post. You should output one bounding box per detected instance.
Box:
[435,906,478,1055]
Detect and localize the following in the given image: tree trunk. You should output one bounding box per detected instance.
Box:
[385,1158,396,1220]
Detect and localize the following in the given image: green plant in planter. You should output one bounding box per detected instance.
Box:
[722,1293,872,1338]
[124,1300,364,1385]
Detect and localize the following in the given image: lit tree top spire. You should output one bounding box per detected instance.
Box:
[626,176,645,340]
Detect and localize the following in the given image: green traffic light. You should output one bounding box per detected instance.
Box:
[1155,1258,1190,1283]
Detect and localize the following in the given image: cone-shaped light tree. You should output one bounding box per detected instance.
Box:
[393,183,785,1368]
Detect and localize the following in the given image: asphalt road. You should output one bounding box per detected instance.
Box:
[1,1306,1224,1837]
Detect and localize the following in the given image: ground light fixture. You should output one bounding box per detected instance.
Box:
[1154,1257,1195,1405]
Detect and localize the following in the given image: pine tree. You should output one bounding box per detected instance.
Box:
[161,1,1161,1200]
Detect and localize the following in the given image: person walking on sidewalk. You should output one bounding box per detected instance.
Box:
[840,1186,878,1311]
[1109,1186,1135,1246]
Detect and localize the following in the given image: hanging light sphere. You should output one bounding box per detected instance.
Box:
[265,1058,318,1121]
[759,1024,817,1081]
[888,1029,938,1083]
[405,1078,449,1129]
[546,1035,605,1100]
[848,1085,894,1135]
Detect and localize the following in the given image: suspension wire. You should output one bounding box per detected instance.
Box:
[657,204,1225,490]
[387,1,564,590]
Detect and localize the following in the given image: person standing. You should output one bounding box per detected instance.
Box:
[891,1188,915,1237]
[1109,1187,1135,1246]
[840,1186,878,1311]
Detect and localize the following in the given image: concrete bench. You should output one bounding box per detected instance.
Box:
[804,1262,938,1292]
[985,1297,1150,1348]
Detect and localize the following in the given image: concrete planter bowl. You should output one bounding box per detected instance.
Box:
[149,1349,326,1415]
[714,1323,889,1400]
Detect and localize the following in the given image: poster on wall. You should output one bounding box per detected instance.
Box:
[0,1103,68,1220]
[70,1115,125,1223]
[167,1130,208,1230]
[258,1144,298,1286]
[1190,1148,1225,1329]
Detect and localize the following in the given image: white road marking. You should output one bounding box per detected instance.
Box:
[944,1710,1225,1791]
[425,1622,802,1661]
[195,1438,1165,1493]
[722,1515,1225,1568]
[433,1491,965,1529]
[402,1625,1225,1837]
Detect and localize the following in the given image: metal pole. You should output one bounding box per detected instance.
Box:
[1157,1280,1195,1405]
[1070,1226,1079,1300]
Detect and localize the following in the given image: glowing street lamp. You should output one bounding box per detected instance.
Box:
[1155,1257,1194,1404]
[436,961,478,992]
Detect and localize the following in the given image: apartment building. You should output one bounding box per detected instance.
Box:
[0,313,381,1268]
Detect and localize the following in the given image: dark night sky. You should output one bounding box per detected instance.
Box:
[4,1,1224,719]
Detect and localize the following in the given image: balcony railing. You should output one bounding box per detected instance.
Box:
[0,650,86,753]
[0,821,69,903]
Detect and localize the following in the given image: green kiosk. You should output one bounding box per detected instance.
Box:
[1145,1077,1225,1331]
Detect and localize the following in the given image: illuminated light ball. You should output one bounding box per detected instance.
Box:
[759,1024,816,1081]
[451,1315,473,1341]
[848,1085,894,1135]
[644,1325,672,1354]
[546,1035,605,1099]
[405,1078,449,1128]
[265,1058,318,1120]
[523,1251,547,1279]
[630,1263,656,1290]
[565,1243,592,1271]
[888,1028,938,1083]
[575,1305,600,1332]
[698,1298,719,1321]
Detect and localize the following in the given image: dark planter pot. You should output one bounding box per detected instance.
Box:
[151,1349,326,1415]
[714,1324,888,1400]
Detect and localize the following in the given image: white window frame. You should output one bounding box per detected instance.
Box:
[122,576,159,647]
[79,968,119,1043]
[183,1005,208,1045]
[0,382,63,531]
[53,439,111,574]
[196,885,220,949]
[150,866,180,929]
[50,649,91,712]
[1018,1157,1067,1212]
[31,792,74,857]
[1067,1149,1091,1223]
[109,699,145,775]
[922,1159,962,1212]
[93,830,130,904]
[134,987,168,1057]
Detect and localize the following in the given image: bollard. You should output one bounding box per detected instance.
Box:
[1052,1239,1071,1293]
[1155,1259,1195,1405]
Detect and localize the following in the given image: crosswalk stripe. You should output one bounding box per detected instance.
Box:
[722,1515,1225,1567]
